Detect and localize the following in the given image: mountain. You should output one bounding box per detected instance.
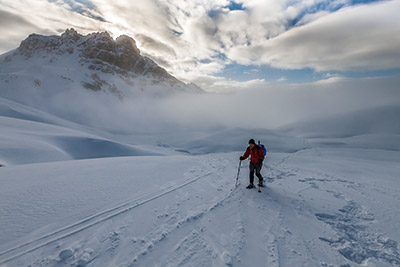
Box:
[0,28,204,128]
[0,28,202,102]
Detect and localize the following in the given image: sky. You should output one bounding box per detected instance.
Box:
[0,0,400,92]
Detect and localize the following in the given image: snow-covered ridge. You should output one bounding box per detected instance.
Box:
[0,28,203,104]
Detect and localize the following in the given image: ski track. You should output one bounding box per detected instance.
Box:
[127,181,241,266]
[123,155,319,267]
[0,168,220,265]
[3,152,400,267]
[125,173,280,267]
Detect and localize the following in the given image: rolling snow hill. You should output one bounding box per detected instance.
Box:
[0,97,160,166]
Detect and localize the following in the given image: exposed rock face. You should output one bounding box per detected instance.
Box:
[82,74,124,100]
[18,28,184,85]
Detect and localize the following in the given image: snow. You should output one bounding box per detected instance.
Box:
[0,100,158,165]
[1,149,399,266]
[0,96,400,266]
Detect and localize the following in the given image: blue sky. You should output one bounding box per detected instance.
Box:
[218,64,400,84]
[0,0,399,91]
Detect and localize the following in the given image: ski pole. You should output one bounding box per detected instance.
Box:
[235,160,242,187]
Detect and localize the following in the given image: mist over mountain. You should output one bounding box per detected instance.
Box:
[1,28,399,137]
[0,28,205,128]
[0,28,202,100]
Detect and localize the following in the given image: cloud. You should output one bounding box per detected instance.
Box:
[0,9,40,52]
[87,0,221,79]
[228,1,400,72]
[0,0,105,53]
[1,0,399,91]
[0,9,36,27]
[188,75,266,93]
[50,0,106,22]
[136,74,400,131]
[145,0,400,82]
[134,33,176,57]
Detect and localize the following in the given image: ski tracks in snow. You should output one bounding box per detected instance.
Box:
[0,171,216,263]
[4,154,281,266]
[0,156,227,266]
[128,162,282,267]
[3,151,400,266]
[2,155,244,266]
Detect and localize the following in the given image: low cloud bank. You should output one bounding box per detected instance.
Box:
[2,74,399,155]
[3,73,399,135]
[43,74,400,134]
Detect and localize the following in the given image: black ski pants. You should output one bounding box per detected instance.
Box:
[249,162,263,184]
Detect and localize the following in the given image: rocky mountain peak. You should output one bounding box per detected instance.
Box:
[80,31,143,73]
[116,35,141,58]
[3,29,203,100]
[17,28,172,78]
[61,28,81,41]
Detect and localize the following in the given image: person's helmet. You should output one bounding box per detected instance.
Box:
[248,139,255,145]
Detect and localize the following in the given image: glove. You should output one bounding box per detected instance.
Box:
[240,156,244,160]
[258,159,263,164]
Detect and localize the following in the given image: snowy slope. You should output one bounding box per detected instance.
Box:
[0,97,159,165]
[1,81,400,266]
[1,149,399,266]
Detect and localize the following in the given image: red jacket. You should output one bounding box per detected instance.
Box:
[242,145,264,164]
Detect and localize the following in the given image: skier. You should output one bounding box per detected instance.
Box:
[240,139,264,189]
